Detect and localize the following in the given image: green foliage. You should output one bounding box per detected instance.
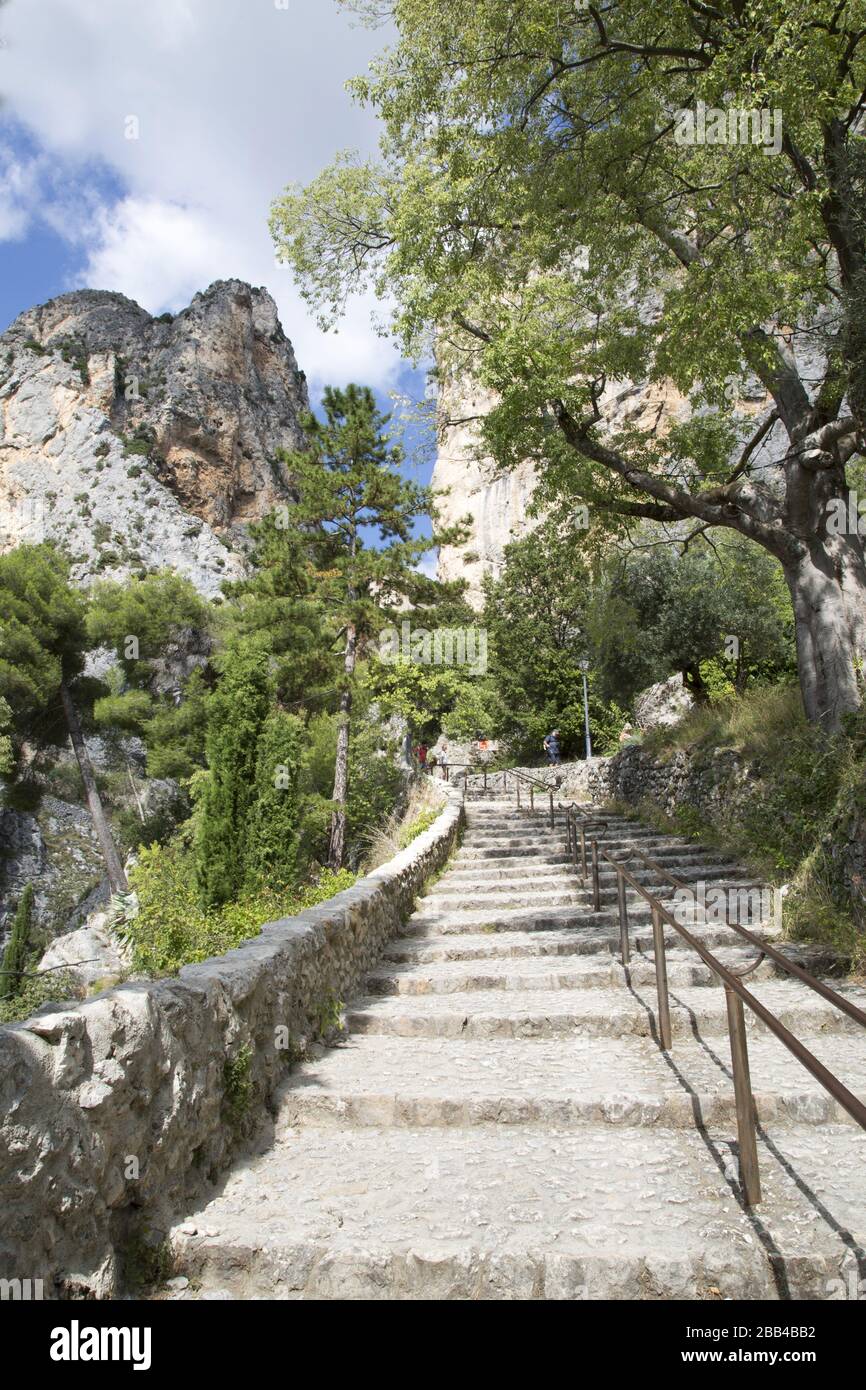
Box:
[92,689,154,734]
[481,524,626,759]
[86,571,211,685]
[0,883,33,1001]
[194,646,271,909]
[280,384,438,650]
[273,1,866,726]
[296,706,402,868]
[244,710,304,890]
[398,806,439,849]
[589,536,797,705]
[125,839,355,976]
[0,695,13,777]
[0,544,89,737]
[145,669,210,781]
[0,968,80,1024]
[639,685,865,961]
[222,1044,254,1132]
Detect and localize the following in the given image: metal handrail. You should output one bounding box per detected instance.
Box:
[600,843,866,1030]
[563,805,866,1206]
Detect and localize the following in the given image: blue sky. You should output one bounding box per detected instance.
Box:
[0,0,436,552]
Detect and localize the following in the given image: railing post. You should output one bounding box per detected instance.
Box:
[724,985,762,1207]
[516,778,521,809]
[579,824,587,879]
[483,767,487,794]
[549,788,554,829]
[617,866,630,966]
[530,785,534,811]
[590,839,601,912]
[651,904,673,1051]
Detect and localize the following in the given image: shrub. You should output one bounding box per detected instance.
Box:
[125,841,355,977]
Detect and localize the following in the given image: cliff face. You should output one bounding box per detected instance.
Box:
[0,279,309,596]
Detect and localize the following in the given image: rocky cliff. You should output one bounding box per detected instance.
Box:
[0,280,311,948]
[0,279,309,596]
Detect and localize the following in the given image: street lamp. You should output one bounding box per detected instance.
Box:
[578,658,593,760]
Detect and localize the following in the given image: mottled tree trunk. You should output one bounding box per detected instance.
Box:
[783,534,866,729]
[59,679,129,894]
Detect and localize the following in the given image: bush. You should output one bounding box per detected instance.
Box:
[125,841,355,977]
[0,968,81,1023]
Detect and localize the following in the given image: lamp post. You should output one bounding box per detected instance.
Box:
[578,658,593,760]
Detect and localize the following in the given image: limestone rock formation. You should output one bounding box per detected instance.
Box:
[0,279,309,596]
[633,674,695,730]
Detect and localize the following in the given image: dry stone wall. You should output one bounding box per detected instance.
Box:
[0,785,464,1298]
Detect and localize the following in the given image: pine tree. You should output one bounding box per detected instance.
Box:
[0,545,128,893]
[0,883,33,1001]
[278,384,435,868]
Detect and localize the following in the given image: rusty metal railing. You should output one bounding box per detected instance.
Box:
[563,805,866,1207]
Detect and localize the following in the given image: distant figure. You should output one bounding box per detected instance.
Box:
[619,723,636,745]
[543,729,562,765]
[438,740,449,779]
[416,742,428,771]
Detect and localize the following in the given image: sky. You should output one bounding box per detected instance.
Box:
[0,0,437,558]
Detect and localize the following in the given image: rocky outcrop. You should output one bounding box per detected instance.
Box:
[633,674,695,730]
[0,279,309,596]
[37,912,132,992]
[0,785,462,1298]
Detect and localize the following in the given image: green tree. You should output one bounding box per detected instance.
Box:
[244,710,305,890]
[274,0,866,729]
[86,571,215,780]
[0,883,33,1001]
[0,545,128,892]
[589,536,797,705]
[482,526,623,757]
[194,646,271,909]
[280,384,435,867]
[0,695,13,778]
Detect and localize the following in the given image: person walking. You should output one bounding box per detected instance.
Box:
[416,742,428,771]
[543,729,562,765]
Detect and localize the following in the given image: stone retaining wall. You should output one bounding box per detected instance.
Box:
[0,784,464,1298]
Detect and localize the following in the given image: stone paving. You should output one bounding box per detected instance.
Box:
[168,798,866,1300]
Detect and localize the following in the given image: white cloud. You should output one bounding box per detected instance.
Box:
[0,0,403,390]
[414,550,440,580]
[0,144,48,238]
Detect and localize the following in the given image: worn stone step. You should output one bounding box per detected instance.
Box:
[272,1034,866,1132]
[363,949,782,996]
[382,922,775,965]
[168,1124,866,1300]
[417,886,583,912]
[346,980,860,1040]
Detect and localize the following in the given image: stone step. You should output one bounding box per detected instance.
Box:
[417,886,583,912]
[168,1123,866,1300]
[382,923,776,964]
[346,980,860,1040]
[362,948,780,996]
[272,1034,866,1132]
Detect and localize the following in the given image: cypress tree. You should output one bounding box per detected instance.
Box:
[1,883,33,1001]
[195,646,271,909]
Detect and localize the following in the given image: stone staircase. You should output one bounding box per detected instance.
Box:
[167,797,866,1301]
